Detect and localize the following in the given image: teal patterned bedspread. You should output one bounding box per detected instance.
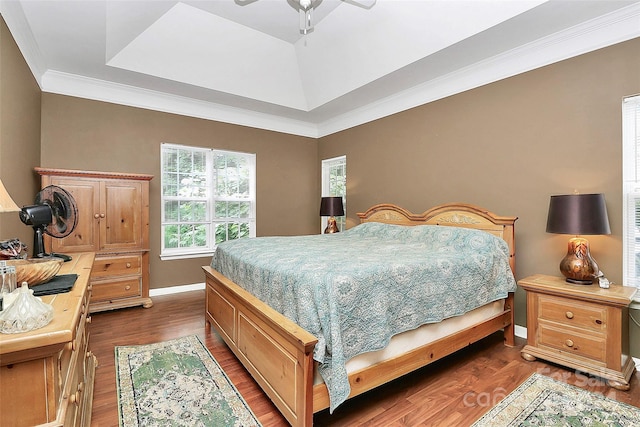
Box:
[211,222,516,412]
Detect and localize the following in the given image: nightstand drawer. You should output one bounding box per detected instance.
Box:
[538,294,607,332]
[538,322,606,362]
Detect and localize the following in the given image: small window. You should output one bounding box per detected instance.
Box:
[161,143,256,259]
[321,155,346,232]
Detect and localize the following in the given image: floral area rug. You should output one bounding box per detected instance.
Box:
[472,372,640,426]
[115,335,262,427]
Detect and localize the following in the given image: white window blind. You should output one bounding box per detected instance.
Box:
[321,156,346,232]
[622,95,640,288]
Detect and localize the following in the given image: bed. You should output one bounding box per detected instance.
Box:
[203,203,517,426]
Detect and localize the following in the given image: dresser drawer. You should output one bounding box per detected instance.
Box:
[538,294,607,332]
[91,277,141,302]
[91,255,141,278]
[538,322,606,362]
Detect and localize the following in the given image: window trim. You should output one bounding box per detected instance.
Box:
[321,155,346,232]
[622,94,640,288]
[160,143,256,260]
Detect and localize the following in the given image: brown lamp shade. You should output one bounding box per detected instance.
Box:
[319,197,344,217]
[546,194,611,236]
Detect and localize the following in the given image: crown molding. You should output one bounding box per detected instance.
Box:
[41,70,319,138]
[0,1,46,86]
[4,2,640,138]
[317,2,640,136]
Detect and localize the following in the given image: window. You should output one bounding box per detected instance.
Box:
[161,143,256,259]
[622,94,640,288]
[321,155,346,232]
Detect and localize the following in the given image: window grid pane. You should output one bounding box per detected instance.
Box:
[161,143,256,257]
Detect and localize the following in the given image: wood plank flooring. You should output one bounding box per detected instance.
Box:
[90,290,640,426]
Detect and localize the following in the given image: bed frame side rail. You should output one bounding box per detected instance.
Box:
[312,299,514,411]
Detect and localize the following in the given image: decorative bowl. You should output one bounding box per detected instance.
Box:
[6,257,64,286]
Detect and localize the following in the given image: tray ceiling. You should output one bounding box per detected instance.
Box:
[2,0,640,137]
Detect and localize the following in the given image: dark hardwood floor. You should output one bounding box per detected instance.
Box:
[90,290,640,426]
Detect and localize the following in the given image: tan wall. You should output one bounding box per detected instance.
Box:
[3,13,639,356]
[0,17,41,246]
[40,94,319,288]
[319,38,640,332]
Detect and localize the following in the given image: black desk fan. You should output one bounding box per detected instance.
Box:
[19,185,78,260]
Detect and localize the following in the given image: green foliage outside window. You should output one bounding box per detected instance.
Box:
[161,144,255,256]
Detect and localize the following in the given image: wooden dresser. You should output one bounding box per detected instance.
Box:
[36,168,153,313]
[0,252,96,426]
[519,274,637,390]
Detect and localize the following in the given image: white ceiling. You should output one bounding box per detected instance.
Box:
[2,0,640,137]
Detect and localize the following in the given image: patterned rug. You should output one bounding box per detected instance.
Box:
[115,335,262,427]
[472,373,640,426]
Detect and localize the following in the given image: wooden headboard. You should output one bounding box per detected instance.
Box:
[357,203,518,274]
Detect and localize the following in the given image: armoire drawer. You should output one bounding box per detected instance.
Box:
[91,255,142,279]
[91,276,142,302]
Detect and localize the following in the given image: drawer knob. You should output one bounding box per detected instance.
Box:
[94,213,100,219]
[126,263,131,268]
[565,339,574,348]
[565,311,574,319]
[86,316,92,324]
[125,285,131,291]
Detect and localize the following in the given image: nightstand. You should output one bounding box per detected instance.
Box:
[519,274,637,390]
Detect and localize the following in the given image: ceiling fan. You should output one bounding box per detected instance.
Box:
[236,0,377,35]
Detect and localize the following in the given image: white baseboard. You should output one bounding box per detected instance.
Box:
[149,282,205,297]
[515,324,527,340]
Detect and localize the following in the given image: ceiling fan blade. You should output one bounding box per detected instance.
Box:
[342,0,376,9]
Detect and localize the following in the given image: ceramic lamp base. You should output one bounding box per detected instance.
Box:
[559,236,598,285]
[324,217,339,233]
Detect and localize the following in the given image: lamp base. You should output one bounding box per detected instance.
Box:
[324,217,339,234]
[559,236,598,285]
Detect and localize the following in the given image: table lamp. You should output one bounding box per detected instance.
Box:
[320,196,344,234]
[0,179,20,213]
[546,193,611,284]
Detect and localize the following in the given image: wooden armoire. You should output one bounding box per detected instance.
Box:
[36,167,153,313]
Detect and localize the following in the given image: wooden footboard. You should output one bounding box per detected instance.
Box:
[203,266,317,427]
[204,203,517,426]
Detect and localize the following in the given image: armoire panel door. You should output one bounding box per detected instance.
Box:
[48,178,101,253]
[100,180,144,251]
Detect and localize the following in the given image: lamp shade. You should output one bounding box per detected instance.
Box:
[0,179,20,213]
[546,194,611,236]
[320,196,344,217]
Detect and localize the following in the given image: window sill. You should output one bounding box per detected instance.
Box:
[160,251,214,261]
